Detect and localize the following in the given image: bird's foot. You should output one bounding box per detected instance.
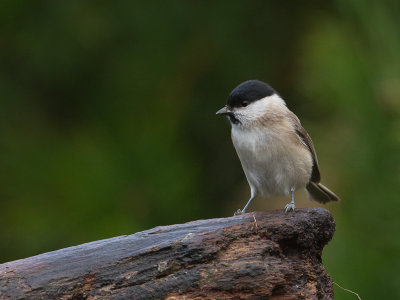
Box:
[234,209,243,216]
[284,202,296,213]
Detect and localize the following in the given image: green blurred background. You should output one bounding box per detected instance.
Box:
[1,1,399,298]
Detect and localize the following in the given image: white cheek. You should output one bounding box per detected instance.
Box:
[234,94,286,122]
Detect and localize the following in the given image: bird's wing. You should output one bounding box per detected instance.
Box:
[288,112,321,183]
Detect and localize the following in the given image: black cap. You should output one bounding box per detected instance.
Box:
[227,80,276,108]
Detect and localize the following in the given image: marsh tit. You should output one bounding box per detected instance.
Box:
[216,80,339,215]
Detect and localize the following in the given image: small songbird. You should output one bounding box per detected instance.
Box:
[216,80,339,215]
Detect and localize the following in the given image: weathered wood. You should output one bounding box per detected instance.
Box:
[0,208,335,299]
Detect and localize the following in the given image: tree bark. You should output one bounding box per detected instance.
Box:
[0,208,335,299]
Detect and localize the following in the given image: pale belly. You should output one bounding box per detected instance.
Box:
[231,126,313,198]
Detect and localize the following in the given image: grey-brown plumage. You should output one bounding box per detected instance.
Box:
[289,111,340,203]
[216,80,340,214]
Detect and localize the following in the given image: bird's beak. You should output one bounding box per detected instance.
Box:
[216,106,229,115]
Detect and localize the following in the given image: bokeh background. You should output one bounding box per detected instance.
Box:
[1,1,399,298]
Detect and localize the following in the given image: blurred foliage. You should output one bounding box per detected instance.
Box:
[0,1,399,298]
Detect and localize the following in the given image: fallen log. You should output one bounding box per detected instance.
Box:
[0,208,335,299]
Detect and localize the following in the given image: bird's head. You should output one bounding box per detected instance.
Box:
[216,80,285,127]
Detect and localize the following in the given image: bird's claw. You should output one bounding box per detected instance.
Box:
[285,203,296,213]
[234,209,243,216]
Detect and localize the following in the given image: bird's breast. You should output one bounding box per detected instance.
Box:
[231,125,313,197]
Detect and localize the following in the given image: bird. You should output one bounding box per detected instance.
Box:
[216,80,339,215]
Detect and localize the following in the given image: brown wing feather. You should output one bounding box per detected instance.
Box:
[287,112,321,183]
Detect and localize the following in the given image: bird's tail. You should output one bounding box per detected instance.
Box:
[306,182,340,204]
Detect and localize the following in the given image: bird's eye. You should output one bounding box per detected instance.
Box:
[241,100,249,107]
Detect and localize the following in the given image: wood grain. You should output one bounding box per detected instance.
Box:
[0,208,335,299]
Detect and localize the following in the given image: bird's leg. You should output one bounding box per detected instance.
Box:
[234,195,254,216]
[285,187,296,213]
